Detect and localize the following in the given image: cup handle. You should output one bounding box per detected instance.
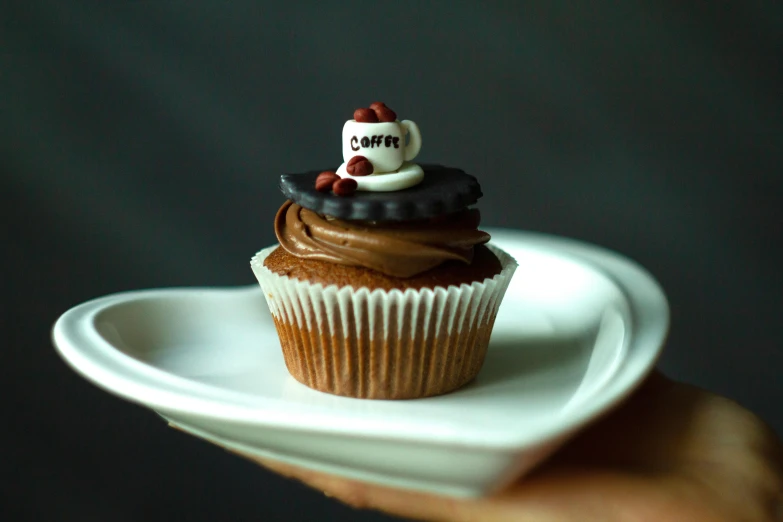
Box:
[401,120,422,162]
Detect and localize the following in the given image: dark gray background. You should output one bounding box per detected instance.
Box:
[3,1,781,521]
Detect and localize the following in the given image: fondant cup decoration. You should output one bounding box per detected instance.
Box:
[315,102,424,196]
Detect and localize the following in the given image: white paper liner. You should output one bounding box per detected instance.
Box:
[250,244,517,399]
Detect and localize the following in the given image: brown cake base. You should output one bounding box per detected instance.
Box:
[272,315,496,400]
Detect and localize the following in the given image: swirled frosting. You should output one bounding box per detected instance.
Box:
[274,200,491,278]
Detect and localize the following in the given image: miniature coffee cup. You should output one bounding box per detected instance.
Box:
[342,120,422,174]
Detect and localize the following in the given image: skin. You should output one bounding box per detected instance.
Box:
[195,373,783,521]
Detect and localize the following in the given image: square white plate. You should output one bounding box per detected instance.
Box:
[53,229,668,497]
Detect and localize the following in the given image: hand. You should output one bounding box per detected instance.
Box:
[237,373,783,521]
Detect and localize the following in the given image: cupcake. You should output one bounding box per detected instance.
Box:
[251,103,516,400]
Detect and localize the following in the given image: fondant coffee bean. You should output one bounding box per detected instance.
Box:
[333,177,358,196]
[347,156,374,176]
[369,101,386,111]
[346,155,364,173]
[315,171,339,192]
[349,157,373,176]
[354,108,378,123]
[373,105,397,122]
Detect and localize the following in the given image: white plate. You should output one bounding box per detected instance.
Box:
[52,229,668,497]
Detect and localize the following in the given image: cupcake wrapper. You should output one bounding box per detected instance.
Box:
[250,244,517,399]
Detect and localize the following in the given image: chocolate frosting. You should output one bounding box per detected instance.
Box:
[274,201,491,278]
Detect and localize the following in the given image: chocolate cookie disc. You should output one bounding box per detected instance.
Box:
[279,165,483,222]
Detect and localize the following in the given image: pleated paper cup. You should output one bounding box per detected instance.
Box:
[250,244,517,400]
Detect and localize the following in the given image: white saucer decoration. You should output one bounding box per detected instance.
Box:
[52,229,669,497]
[336,161,424,192]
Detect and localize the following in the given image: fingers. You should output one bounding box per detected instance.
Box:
[240,453,635,522]
[243,455,470,522]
